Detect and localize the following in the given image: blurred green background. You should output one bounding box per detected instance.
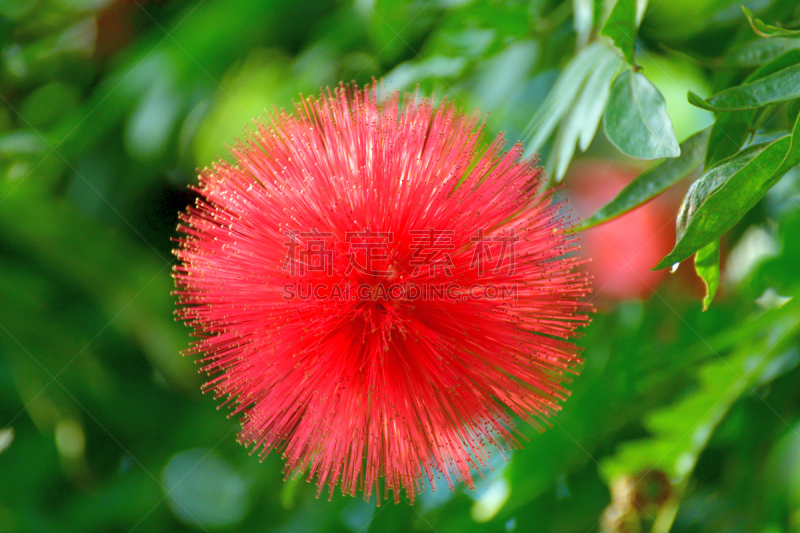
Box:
[2,0,800,532]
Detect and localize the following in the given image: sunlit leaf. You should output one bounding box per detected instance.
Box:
[695,240,720,311]
[577,127,709,230]
[600,0,637,65]
[384,56,467,90]
[548,43,624,181]
[524,41,607,151]
[0,131,47,157]
[0,428,13,456]
[743,7,800,39]
[573,0,594,48]
[603,69,680,159]
[579,49,626,151]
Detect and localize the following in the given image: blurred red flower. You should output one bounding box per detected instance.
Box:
[565,162,674,302]
[173,83,590,504]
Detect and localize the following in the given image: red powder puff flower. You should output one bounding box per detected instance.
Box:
[173,83,591,504]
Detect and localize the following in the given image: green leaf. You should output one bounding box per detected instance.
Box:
[577,127,709,230]
[573,0,594,48]
[604,344,775,481]
[0,192,198,390]
[724,37,800,68]
[578,47,626,151]
[600,0,637,65]
[705,111,755,168]
[601,307,800,530]
[659,142,774,267]
[688,63,800,111]
[749,47,800,79]
[743,6,800,38]
[603,70,680,159]
[788,97,800,125]
[548,44,624,181]
[524,41,607,151]
[704,49,800,166]
[695,240,720,311]
[654,113,800,270]
[163,449,250,528]
[0,132,48,157]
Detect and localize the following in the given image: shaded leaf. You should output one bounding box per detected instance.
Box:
[743,7,800,38]
[695,239,720,311]
[749,47,800,80]
[600,0,637,65]
[654,114,800,269]
[163,449,250,529]
[0,192,197,389]
[603,69,680,159]
[788,97,800,126]
[705,111,754,168]
[577,127,709,230]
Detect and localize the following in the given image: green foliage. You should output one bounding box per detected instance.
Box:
[525,41,609,162]
[599,0,639,65]
[723,36,800,68]
[656,114,800,269]
[577,128,710,230]
[546,41,625,181]
[694,240,720,311]
[601,295,800,531]
[743,6,800,38]
[689,64,800,111]
[704,110,754,168]
[603,70,680,160]
[2,1,800,533]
